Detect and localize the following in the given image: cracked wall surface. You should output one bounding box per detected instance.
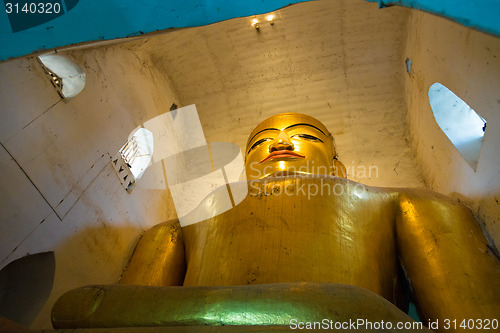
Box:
[404,9,500,247]
[0,44,180,328]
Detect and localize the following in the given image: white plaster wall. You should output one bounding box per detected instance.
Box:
[0,44,180,328]
[404,10,500,246]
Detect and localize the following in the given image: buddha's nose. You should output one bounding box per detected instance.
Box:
[269,131,294,152]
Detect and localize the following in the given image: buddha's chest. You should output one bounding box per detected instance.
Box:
[182,177,398,298]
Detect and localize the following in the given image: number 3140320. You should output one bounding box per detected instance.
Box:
[5,2,62,14]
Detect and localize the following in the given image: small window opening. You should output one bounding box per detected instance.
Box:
[37,53,86,99]
[405,58,411,75]
[112,128,154,191]
[428,83,486,170]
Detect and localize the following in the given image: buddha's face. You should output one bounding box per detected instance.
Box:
[245,113,344,180]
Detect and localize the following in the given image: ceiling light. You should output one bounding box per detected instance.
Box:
[251,18,259,29]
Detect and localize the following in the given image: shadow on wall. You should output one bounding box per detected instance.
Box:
[0,252,55,327]
[29,223,144,329]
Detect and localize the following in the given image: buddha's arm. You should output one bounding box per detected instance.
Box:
[396,190,500,330]
[119,219,186,286]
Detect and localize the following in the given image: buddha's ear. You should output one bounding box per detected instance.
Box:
[333,158,347,178]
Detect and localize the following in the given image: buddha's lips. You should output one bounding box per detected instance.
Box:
[259,150,305,164]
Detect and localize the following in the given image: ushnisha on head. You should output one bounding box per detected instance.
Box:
[245,113,346,180]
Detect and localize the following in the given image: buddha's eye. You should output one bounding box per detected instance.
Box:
[291,134,324,143]
[248,138,273,154]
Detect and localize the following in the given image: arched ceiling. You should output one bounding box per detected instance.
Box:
[0,0,499,61]
[65,0,423,187]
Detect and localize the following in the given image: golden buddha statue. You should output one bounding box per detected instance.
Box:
[52,113,500,332]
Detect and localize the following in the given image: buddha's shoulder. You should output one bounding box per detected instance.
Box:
[180,176,461,227]
[246,176,462,208]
